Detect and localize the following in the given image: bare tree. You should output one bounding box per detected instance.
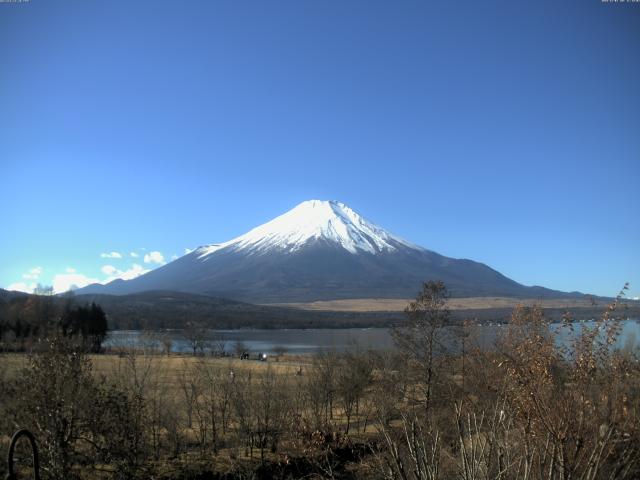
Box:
[491,286,640,479]
[13,335,149,480]
[273,345,287,361]
[177,361,199,429]
[16,336,96,479]
[160,331,173,356]
[253,367,290,462]
[191,359,235,453]
[234,340,248,358]
[230,369,255,457]
[392,280,450,414]
[183,321,209,355]
[370,351,407,428]
[335,351,373,434]
[211,335,227,357]
[304,350,338,429]
[378,412,441,480]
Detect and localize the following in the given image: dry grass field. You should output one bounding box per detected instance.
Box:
[0,350,359,479]
[1,351,311,380]
[268,296,602,312]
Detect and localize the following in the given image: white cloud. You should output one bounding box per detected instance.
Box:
[22,266,43,280]
[52,272,100,294]
[7,260,152,295]
[12,267,43,288]
[184,248,193,254]
[6,282,37,293]
[120,264,149,280]
[130,252,139,258]
[101,265,118,276]
[171,254,178,260]
[100,251,123,259]
[103,263,150,283]
[144,251,165,265]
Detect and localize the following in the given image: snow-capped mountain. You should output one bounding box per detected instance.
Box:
[76,200,573,302]
[196,200,418,257]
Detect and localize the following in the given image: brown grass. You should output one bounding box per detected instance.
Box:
[266,296,599,312]
[1,352,312,386]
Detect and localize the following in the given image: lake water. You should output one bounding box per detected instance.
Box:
[104,319,640,355]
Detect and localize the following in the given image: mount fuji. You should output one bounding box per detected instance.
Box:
[76,200,575,302]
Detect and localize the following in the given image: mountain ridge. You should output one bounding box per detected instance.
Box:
[75,200,585,302]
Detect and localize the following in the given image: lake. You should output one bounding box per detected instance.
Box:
[104,319,640,355]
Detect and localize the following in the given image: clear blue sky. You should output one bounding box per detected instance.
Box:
[1,0,638,297]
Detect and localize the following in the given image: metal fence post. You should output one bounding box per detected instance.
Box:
[5,429,40,480]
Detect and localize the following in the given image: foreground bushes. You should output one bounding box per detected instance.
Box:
[0,336,146,479]
[379,284,640,480]
[1,285,639,479]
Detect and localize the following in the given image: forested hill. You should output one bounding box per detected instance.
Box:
[73,290,400,329]
[5,288,637,332]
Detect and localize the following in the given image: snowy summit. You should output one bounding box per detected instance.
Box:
[196,200,418,257]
